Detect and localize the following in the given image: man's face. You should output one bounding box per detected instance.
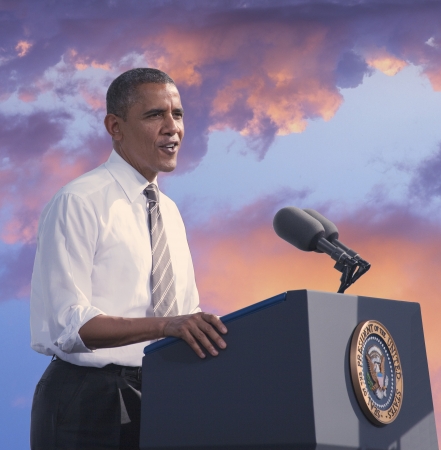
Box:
[113,83,184,181]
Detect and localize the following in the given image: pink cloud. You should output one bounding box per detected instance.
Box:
[15,40,32,58]
[0,1,439,170]
[0,111,71,163]
[1,2,440,304]
[0,136,109,245]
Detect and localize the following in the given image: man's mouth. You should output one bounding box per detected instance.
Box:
[158,142,179,154]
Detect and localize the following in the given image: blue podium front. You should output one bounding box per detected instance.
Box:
[140,290,438,450]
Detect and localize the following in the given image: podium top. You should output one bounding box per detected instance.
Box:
[143,291,287,355]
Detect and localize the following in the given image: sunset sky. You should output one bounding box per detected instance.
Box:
[1,1,441,448]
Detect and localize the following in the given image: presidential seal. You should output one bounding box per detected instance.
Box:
[350,320,403,426]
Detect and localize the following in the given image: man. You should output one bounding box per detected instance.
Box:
[30,68,227,450]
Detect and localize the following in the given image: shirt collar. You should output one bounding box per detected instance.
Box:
[104,149,158,203]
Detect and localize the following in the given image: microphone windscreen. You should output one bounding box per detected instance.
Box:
[303,209,339,241]
[273,207,324,251]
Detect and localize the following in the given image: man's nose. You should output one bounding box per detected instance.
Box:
[162,113,180,135]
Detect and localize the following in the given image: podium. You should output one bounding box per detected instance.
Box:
[140,290,438,450]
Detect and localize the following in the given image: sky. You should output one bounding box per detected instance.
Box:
[1,0,441,448]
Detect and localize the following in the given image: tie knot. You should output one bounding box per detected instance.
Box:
[144,184,159,203]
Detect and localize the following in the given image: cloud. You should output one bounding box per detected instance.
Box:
[0,111,71,163]
[150,17,346,158]
[335,51,373,88]
[408,143,441,202]
[0,1,440,260]
[188,198,441,373]
[186,194,441,436]
[366,52,407,76]
[0,0,440,172]
[0,135,109,245]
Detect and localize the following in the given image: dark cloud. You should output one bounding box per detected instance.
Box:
[0,111,71,162]
[245,117,279,160]
[0,1,440,169]
[409,144,441,202]
[2,188,440,305]
[186,186,312,242]
[335,51,373,88]
[0,132,110,222]
[0,0,439,254]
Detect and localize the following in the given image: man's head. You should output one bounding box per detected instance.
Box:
[104,68,184,182]
[106,68,176,121]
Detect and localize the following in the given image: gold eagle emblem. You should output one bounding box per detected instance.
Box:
[365,345,388,399]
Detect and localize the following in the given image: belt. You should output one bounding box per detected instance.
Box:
[52,355,142,382]
[103,363,142,382]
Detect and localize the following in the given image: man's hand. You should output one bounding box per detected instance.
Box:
[79,313,228,358]
[163,312,228,359]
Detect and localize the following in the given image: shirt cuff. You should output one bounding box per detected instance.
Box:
[54,305,106,354]
[189,305,202,314]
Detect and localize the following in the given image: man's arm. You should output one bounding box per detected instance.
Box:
[35,191,226,359]
[79,312,227,359]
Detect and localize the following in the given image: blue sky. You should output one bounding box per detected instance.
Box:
[1,1,441,447]
[2,63,440,450]
[165,65,441,220]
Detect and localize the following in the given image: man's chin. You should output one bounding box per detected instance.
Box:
[159,153,179,173]
[158,161,178,174]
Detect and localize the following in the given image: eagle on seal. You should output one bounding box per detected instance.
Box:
[366,345,388,395]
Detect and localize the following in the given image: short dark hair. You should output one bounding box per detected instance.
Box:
[106,68,175,120]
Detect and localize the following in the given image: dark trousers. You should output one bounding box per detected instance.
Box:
[30,358,142,450]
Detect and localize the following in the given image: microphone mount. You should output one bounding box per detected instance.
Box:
[316,239,370,293]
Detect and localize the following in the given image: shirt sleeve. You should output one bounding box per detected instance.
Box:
[187,250,201,314]
[36,192,106,354]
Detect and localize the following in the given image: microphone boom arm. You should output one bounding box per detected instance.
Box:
[336,256,370,294]
[316,239,370,293]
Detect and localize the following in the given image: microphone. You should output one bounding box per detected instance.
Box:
[273,207,355,265]
[302,209,370,268]
[303,208,339,241]
[273,207,371,293]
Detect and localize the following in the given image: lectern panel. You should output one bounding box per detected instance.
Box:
[140,290,438,450]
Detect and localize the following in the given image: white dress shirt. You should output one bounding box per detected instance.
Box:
[30,150,200,367]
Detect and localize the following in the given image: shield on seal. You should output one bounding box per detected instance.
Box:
[377,372,384,389]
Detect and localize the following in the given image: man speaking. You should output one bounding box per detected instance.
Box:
[30,68,227,449]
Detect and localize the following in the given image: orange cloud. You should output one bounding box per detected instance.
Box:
[365,48,408,76]
[75,60,111,71]
[367,56,407,76]
[1,217,38,245]
[75,62,89,71]
[425,69,441,92]
[18,88,37,103]
[80,88,106,110]
[15,40,32,58]
[68,48,111,72]
[148,22,343,139]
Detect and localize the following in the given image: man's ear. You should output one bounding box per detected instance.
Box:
[104,114,123,141]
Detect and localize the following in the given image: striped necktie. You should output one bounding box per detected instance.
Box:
[144,184,178,317]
